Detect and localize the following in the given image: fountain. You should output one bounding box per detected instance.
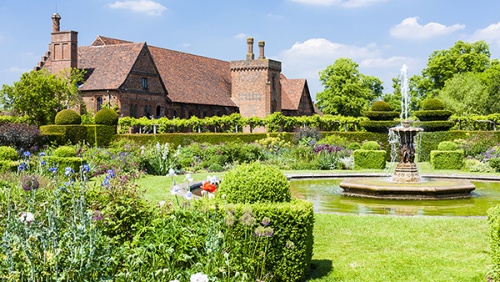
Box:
[339,65,476,200]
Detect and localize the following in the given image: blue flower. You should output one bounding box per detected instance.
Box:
[107,169,116,178]
[64,167,74,176]
[49,167,58,173]
[81,164,90,173]
[18,162,27,171]
[101,176,111,187]
[22,151,31,158]
[40,160,46,166]
[39,152,46,157]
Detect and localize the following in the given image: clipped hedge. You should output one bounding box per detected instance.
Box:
[413,121,455,132]
[217,162,291,204]
[359,120,400,133]
[95,108,119,126]
[40,125,116,146]
[361,141,380,150]
[86,125,116,147]
[370,101,392,111]
[53,146,77,157]
[414,110,453,121]
[219,199,314,282]
[364,111,400,121]
[487,205,500,280]
[430,150,464,170]
[438,141,458,151]
[353,150,386,169]
[55,109,82,125]
[422,98,445,110]
[0,146,19,161]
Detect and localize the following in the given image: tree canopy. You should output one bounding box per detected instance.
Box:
[438,72,488,116]
[1,68,85,125]
[316,58,383,117]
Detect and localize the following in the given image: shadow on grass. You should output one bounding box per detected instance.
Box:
[308,259,332,280]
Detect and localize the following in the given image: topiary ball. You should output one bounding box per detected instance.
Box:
[217,162,291,204]
[95,108,119,125]
[370,101,392,112]
[53,146,77,157]
[55,109,82,125]
[437,141,459,151]
[0,146,19,161]
[361,141,381,150]
[422,98,445,111]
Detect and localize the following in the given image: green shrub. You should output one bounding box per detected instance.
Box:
[489,158,500,172]
[53,146,77,158]
[85,125,116,147]
[364,111,400,121]
[413,121,455,132]
[359,120,399,133]
[45,157,85,172]
[40,125,88,145]
[414,110,453,121]
[317,134,349,147]
[361,141,381,150]
[422,98,445,110]
[438,141,458,151]
[430,150,464,170]
[463,159,495,173]
[95,108,119,126]
[353,150,386,169]
[217,162,291,204]
[488,206,500,281]
[208,163,224,172]
[0,160,18,172]
[55,109,82,125]
[0,146,19,161]
[347,142,361,150]
[370,101,392,111]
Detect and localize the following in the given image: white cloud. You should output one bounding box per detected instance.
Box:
[7,66,31,74]
[234,33,248,39]
[290,0,387,8]
[390,17,465,40]
[108,0,167,16]
[470,22,500,46]
[360,56,417,69]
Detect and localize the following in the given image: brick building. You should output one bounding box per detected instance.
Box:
[36,13,316,120]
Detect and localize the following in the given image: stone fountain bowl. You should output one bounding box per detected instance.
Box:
[339,177,476,200]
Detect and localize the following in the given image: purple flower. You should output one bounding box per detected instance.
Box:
[107,169,115,178]
[21,175,39,191]
[261,217,271,226]
[92,210,104,221]
[264,227,274,237]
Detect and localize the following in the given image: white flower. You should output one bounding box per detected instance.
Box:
[190,272,208,282]
[167,168,177,177]
[185,173,193,182]
[158,201,166,208]
[156,142,161,152]
[20,212,35,223]
[206,175,220,184]
[171,185,181,195]
[140,145,145,155]
[185,191,193,200]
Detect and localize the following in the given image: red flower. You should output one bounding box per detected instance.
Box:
[201,182,217,193]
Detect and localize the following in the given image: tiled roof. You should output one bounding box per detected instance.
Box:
[91,35,132,46]
[78,42,145,90]
[281,74,306,110]
[149,46,236,107]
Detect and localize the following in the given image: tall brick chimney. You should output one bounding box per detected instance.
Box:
[49,13,78,74]
[258,41,265,59]
[246,37,254,60]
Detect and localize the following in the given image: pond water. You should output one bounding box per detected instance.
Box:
[289,178,500,216]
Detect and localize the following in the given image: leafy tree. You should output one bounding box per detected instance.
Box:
[412,41,491,98]
[438,72,488,116]
[316,58,383,117]
[479,59,500,114]
[1,68,85,125]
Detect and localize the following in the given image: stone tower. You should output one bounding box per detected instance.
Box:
[47,13,78,74]
[230,38,282,119]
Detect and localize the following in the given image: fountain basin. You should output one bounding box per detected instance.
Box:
[339,177,476,200]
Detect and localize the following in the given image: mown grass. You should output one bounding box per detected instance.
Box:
[136,170,494,281]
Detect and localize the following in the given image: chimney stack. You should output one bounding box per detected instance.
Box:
[246,37,254,60]
[52,13,61,32]
[258,41,265,59]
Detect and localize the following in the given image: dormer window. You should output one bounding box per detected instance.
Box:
[142,77,148,90]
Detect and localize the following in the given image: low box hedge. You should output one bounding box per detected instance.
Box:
[359,120,400,133]
[430,150,464,170]
[414,110,453,121]
[353,149,386,169]
[413,121,455,132]
[364,111,400,121]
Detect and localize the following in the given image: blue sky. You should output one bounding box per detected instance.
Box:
[2,0,500,101]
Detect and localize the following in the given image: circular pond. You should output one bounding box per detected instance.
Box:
[290,178,500,216]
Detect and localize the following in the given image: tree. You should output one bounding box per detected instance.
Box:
[316,58,383,117]
[1,68,85,125]
[412,41,491,98]
[479,59,500,114]
[438,72,488,116]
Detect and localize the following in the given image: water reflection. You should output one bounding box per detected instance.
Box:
[290,179,500,216]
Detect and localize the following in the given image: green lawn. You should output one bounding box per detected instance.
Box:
[136,171,494,281]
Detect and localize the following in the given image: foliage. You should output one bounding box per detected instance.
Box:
[217,162,291,204]
[353,150,386,169]
[292,126,321,146]
[53,146,77,157]
[430,150,464,170]
[317,134,349,148]
[0,146,19,161]
[413,120,455,132]
[438,141,459,151]
[359,120,399,133]
[314,144,351,170]
[0,68,85,125]
[55,109,82,125]
[316,58,383,117]
[414,110,452,121]
[39,125,88,145]
[463,158,495,173]
[454,132,500,158]
[142,142,180,175]
[95,108,119,126]
[421,98,445,110]
[488,158,500,172]
[438,72,489,115]
[0,123,41,150]
[364,110,400,121]
[488,206,500,281]
[370,100,392,111]
[361,140,381,150]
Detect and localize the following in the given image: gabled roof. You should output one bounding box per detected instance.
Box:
[78,42,145,91]
[91,35,132,46]
[281,74,307,110]
[149,46,236,107]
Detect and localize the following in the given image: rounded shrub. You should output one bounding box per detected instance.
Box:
[347,142,361,150]
[217,162,291,204]
[414,110,453,121]
[53,146,77,157]
[422,98,445,111]
[361,141,381,150]
[370,101,392,111]
[437,141,458,151]
[95,108,119,126]
[0,146,19,161]
[55,109,82,125]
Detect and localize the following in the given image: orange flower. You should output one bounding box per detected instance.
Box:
[201,182,217,193]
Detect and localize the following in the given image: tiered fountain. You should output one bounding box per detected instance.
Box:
[339,65,476,200]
